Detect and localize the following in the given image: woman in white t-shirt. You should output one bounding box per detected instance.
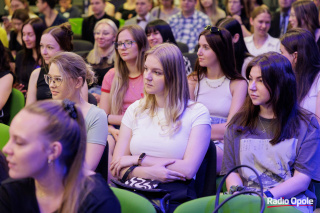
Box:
[280,28,320,123]
[244,5,280,56]
[110,43,211,212]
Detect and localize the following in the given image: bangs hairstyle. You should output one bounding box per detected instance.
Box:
[137,43,189,135]
[191,27,244,100]
[24,99,93,213]
[280,28,320,103]
[250,4,271,19]
[110,25,149,115]
[12,9,29,23]
[87,18,118,65]
[145,19,177,45]
[230,52,305,145]
[291,0,319,36]
[21,18,46,65]
[49,52,96,93]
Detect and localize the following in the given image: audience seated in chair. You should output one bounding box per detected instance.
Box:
[82,0,119,44]
[111,43,211,212]
[0,99,120,212]
[222,52,320,213]
[188,26,247,175]
[46,52,108,171]
[84,18,118,104]
[0,41,14,125]
[99,25,148,181]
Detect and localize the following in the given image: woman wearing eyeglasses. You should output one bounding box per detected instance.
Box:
[85,19,118,104]
[100,25,148,180]
[188,26,247,174]
[45,51,108,171]
[26,23,75,105]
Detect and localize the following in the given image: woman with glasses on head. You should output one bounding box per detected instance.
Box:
[111,43,211,212]
[46,52,108,171]
[280,28,320,124]
[222,52,320,213]
[188,26,247,174]
[145,19,193,75]
[100,25,148,179]
[15,18,46,94]
[26,22,88,106]
[244,5,280,56]
[85,19,118,104]
[0,99,120,212]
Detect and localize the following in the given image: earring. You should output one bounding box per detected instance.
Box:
[48,159,52,164]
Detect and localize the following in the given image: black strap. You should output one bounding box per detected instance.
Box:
[121,165,138,183]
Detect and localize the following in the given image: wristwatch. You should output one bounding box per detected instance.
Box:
[264,190,274,198]
[137,153,146,166]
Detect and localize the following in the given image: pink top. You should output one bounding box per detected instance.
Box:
[101,68,144,115]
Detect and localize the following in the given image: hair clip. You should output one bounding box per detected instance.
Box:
[62,99,78,119]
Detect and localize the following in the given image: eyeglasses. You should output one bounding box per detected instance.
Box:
[44,74,63,87]
[204,25,225,44]
[114,40,136,49]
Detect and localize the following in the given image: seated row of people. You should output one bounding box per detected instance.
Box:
[1,42,320,212]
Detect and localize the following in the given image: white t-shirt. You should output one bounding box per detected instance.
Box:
[244,34,280,56]
[121,100,210,159]
[300,73,320,114]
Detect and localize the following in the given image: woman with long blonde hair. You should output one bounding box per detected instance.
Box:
[111,43,211,212]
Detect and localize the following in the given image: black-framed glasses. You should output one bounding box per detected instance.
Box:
[204,25,225,44]
[44,74,63,87]
[114,40,136,49]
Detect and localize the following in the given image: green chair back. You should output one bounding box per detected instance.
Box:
[119,19,125,27]
[110,187,156,213]
[69,18,84,35]
[8,88,25,125]
[174,194,301,213]
[0,123,10,150]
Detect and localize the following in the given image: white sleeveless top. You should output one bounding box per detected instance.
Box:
[194,76,232,119]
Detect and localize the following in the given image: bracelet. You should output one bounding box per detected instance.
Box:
[264,190,274,198]
[121,165,138,183]
[137,153,146,166]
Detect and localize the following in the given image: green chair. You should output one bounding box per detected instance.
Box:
[174,194,301,213]
[69,18,84,36]
[110,187,156,213]
[0,123,10,150]
[8,88,25,125]
[119,19,125,27]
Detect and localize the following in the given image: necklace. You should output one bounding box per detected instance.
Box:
[258,116,272,133]
[205,76,226,89]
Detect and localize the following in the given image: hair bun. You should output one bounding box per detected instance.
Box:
[60,22,73,37]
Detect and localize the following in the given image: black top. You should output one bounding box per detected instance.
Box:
[0,173,121,213]
[15,50,40,90]
[117,4,136,20]
[39,13,68,27]
[37,67,52,101]
[83,53,114,86]
[82,14,120,44]
[9,31,22,53]
[58,6,81,19]
[0,71,14,125]
[269,11,281,38]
